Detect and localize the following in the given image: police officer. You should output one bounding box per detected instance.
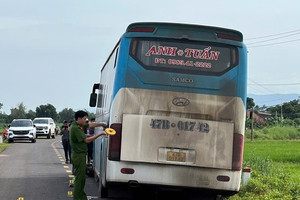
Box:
[70,110,107,200]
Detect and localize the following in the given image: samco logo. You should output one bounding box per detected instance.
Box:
[172,77,194,83]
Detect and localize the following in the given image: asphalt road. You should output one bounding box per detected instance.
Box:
[0,136,213,200]
[0,136,100,200]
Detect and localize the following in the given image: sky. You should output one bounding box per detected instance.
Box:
[0,0,299,114]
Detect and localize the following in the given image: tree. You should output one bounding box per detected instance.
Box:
[0,113,8,123]
[10,103,27,120]
[0,102,8,123]
[58,108,75,123]
[247,97,255,110]
[26,109,36,120]
[36,104,58,121]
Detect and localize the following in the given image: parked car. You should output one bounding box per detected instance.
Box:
[33,117,56,139]
[8,119,36,143]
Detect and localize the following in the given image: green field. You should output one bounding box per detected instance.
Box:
[229,141,300,200]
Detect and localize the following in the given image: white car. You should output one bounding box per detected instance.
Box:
[8,119,36,143]
[33,117,56,139]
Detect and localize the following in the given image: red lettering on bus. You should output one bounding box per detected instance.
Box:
[145,45,157,56]
[145,45,177,56]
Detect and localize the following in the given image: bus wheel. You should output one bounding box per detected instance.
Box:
[99,178,108,198]
[94,171,99,182]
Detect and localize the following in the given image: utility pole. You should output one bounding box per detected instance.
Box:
[280,100,283,126]
[251,107,254,141]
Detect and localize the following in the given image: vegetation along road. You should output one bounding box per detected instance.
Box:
[229,128,300,200]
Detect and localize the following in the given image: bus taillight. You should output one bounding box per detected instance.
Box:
[217,33,242,42]
[232,133,244,171]
[108,123,122,161]
[128,27,155,33]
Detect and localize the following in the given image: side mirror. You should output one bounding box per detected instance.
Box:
[89,93,98,107]
[89,83,103,107]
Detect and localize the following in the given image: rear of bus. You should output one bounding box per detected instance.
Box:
[102,23,247,197]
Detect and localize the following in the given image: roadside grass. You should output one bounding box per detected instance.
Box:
[228,140,300,200]
[0,142,10,153]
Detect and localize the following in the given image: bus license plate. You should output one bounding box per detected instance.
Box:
[167,151,186,162]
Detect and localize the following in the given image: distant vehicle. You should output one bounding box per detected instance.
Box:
[33,117,56,139]
[8,119,36,143]
[89,22,247,199]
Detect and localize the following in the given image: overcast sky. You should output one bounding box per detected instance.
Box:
[0,0,299,114]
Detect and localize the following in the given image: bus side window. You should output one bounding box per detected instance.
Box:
[114,48,119,68]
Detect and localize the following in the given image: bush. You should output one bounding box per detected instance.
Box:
[229,157,300,200]
[245,126,300,140]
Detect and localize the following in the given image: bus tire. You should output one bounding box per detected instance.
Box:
[99,177,108,198]
[94,171,99,183]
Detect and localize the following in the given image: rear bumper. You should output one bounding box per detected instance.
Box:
[36,130,49,136]
[105,160,241,192]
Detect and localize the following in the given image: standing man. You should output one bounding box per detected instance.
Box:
[61,120,71,163]
[87,118,95,164]
[70,110,107,200]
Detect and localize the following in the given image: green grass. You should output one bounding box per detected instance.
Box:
[244,140,300,163]
[0,142,10,153]
[228,141,300,200]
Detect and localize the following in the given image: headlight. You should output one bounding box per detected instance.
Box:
[44,126,48,129]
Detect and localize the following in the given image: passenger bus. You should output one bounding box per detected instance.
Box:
[89,22,247,199]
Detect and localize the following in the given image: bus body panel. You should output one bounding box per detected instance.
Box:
[121,113,234,169]
[110,88,246,134]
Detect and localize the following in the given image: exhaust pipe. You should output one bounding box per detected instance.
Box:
[128,180,139,188]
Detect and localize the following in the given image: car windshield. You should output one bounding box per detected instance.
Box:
[11,120,33,127]
[33,119,48,124]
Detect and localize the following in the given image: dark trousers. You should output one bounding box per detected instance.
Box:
[62,139,71,162]
[72,153,87,200]
[87,142,93,163]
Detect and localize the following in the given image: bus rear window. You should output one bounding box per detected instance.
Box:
[130,38,239,76]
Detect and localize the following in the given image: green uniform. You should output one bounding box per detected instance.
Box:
[70,122,88,200]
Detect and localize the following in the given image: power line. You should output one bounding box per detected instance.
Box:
[245,29,300,40]
[248,79,279,94]
[248,83,300,86]
[247,32,300,45]
[247,38,300,48]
